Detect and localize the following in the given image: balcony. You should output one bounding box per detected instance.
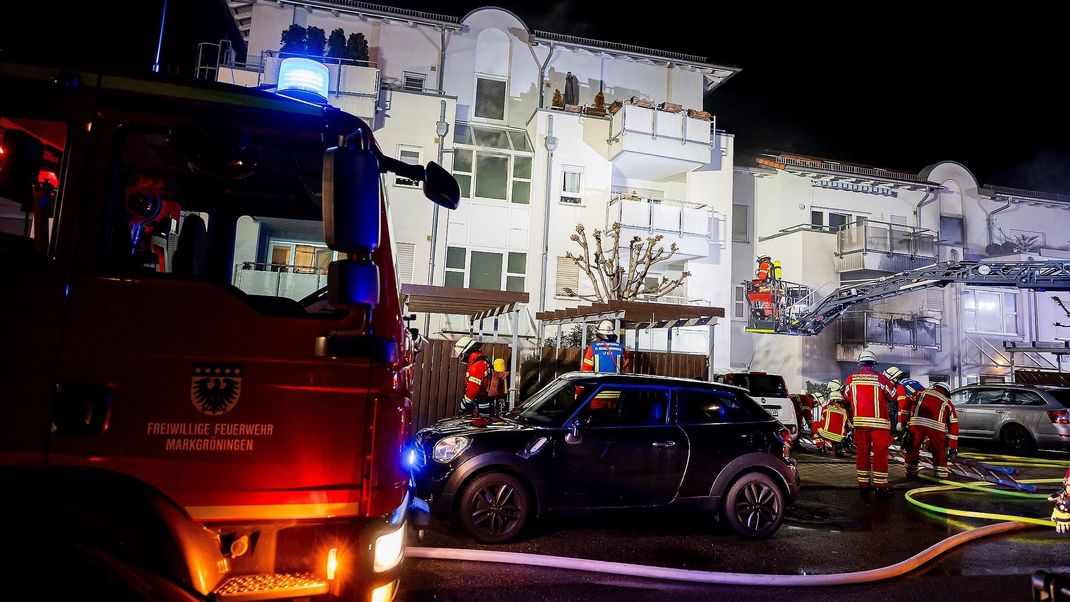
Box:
[608,103,716,179]
[837,310,940,365]
[836,219,937,276]
[608,194,716,260]
[233,262,328,301]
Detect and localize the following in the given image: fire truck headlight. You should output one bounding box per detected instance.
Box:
[373,523,405,573]
[432,436,470,464]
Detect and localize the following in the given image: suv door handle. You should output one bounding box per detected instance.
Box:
[652,441,676,448]
[995,410,1007,414]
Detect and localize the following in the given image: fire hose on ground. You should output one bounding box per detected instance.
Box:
[408,452,1067,587]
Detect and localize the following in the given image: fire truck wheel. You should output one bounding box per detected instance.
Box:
[722,471,784,539]
[1000,424,1035,454]
[457,472,530,544]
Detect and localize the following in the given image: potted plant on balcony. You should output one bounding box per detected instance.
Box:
[326,28,348,58]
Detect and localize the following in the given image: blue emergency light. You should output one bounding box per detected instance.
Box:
[277,58,330,103]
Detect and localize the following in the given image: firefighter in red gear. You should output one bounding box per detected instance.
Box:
[815,381,851,456]
[747,255,775,318]
[901,381,959,479]
[844,349,897,496]
[813,380,850,456]
[455,336,491,415]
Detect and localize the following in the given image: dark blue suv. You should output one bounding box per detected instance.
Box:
[412,372,799,543]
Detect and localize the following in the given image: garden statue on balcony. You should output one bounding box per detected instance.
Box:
[552,88,564,109]
[585,91,606,117]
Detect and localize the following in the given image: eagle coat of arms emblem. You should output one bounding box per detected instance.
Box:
[191,363,242,415]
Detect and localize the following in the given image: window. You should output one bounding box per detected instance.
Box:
[941,216,964,245]
[811,208,866,230]
[951,390,972,406]
[396,241,415,284]
[561,167,583,205]
[394,145,422,187]
[676,388,764,424]
[1013,391,1045,406]
[828,212,848,229]
[0,116,67,256]
[452,124,533,204]
[506,251,526,292]
[582,387,669,427]
[403,72,426,92]
[963,289,1018,335]
[556,256,579,297]
[474,77,506,121]
[732,204,750,243]
[975,389,1010,404]
[445,246,466,288]
[444,246,525,291]
[733,285,746,320]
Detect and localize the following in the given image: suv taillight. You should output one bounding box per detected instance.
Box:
[1048,410,1070,425]
[779,427,792,460]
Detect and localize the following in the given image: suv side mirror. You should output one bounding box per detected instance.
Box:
[564,418,583,445]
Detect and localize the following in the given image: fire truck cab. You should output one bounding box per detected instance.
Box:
[0,62,456,601]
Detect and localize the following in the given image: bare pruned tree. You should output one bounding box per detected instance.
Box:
[1054,295,1070,328]
[562,222,690,302]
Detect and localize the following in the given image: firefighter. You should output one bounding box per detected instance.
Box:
[901,382,959,479]
[581,320,629,374]
[455,336,491,415]
[1048,468,1070,534]
[486,357,509,415]
[748,256,775,318]
[884,366,924,437]
[815,386,851,457]
[844,350,896,496]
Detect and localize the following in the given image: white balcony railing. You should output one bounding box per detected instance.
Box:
[608,104,715,178]
[608,194,717,259]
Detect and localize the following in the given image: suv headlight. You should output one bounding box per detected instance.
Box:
[432,436,471,464]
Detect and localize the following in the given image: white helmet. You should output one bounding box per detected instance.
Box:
[883,366,904,382]
[453,335,480,359]
[931,382,951,395]
[858,350,878,364]
[827,379,842,393]
[597,320,614,336]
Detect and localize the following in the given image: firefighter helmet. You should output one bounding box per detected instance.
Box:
[827,379,842,393]
[857,350,878,364]
[883,366,904,382]
[597,319,615,337]
[453,336,480,359]
[931,382,951,395]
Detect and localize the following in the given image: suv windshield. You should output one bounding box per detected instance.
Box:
[732,374,788,398]
[1046,389,1070,408]
[506,378,590,426]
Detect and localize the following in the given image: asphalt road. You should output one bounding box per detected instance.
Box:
[398,443,1070,601]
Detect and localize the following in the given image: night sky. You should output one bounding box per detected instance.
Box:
[381,2,1070,193]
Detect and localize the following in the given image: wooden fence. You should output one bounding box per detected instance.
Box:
[409,340,708,432]
[1014,369,1070,386]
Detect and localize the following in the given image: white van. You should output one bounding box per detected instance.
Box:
[713,372,800,441]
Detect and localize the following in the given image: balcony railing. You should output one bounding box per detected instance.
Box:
[609,194,712,238]
[839,310,940,349]
[233,261,327,301]
[836,219,937,273]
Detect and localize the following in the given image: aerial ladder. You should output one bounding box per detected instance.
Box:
[745,260,1070,336]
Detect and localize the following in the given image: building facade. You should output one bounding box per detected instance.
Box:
[733,154,1070,391]
[219,2,740,365]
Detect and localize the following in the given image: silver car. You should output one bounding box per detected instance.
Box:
[950,384,1070,453]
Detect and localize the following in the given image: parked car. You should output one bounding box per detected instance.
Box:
[713,371,800,441]
[950,384,1070,453]
[412,372,799,543]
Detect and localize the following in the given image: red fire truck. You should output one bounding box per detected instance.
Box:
[0,61,457,601]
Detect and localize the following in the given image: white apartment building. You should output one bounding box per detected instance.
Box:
[217,2,740,365]
[733,154,1070,391]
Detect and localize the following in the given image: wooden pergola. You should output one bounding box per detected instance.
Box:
[535,300,725,381]
[402,284,529,403]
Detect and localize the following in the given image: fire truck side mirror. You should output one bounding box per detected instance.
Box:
[0,129,44,211]
[327,260,380,308]
[423,162,460,210]
[322,145,381,254]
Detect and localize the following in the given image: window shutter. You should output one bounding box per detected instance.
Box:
[397,242,415,284]
[556,257,579,296]
[732,204,749,242]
